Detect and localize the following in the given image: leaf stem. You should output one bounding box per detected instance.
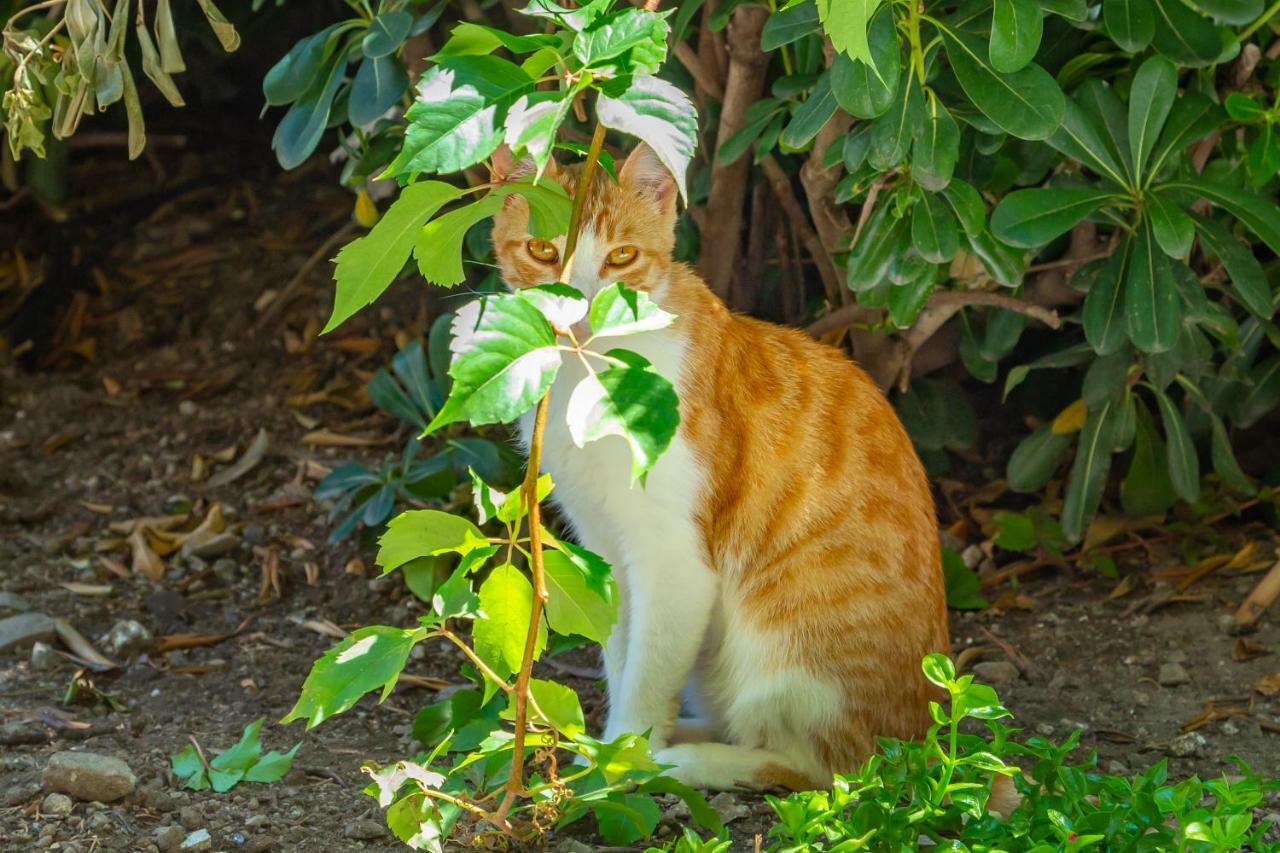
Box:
[1240,0,1280,40]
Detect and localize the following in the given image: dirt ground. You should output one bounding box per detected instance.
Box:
[3,124,1280,853]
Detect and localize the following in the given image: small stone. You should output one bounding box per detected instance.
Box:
[42,752,136,803]
[180,829,212,851]
[1158,662,1190,687]
[241,525,265,545]
[2,779,41,807]
[961,545,983,570]
[1169,732,1208,758]
[41,793,73,816]
[972,661,1020,685]
[0,612,56,654]
[98,620,154,658]
[154,827,185,853]
[1221,720,1240,736]
[178,401,198,417]
[554,841,594,853]
[708,791,749,824]
[244,837,276,853]
[30,641,58,671]
[244,815,269,830]
[0,591,32,612]
[211,559,239,585]
[342,819,386,840]
[179,806,202,830]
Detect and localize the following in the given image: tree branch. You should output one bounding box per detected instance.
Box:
[759,154,841,304]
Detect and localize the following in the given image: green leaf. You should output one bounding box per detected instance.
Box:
[528,679,585,736]
[1104,0,1155,52]
[363,10,413,58]
[377,510,488,574]
[520,0,611,32]
[762,0,820,50]
[543,548,616,644]
[1237,355,1280,428]
[990,187,1117,248]
[1225,92,1266,122]
[990,0,1043,73]
[1165,177,1280,257]
[516,284,588,332]
[271,49,346,170]
[243,744,301,784]
[474,564,545,679]
[282,626,418,728]
[1121,399,1176,514]
[414,195,505,287]
[1049,87,1132,188]
[717,99,785,165]
[1125,219,1181,353]
[1147,193,1194,259]
[993,510,1037,550]
[1152,388,1199,502]
[264,25,347,106]
[595,793,661,844]
[505,93,574,178]
[597,76,698,202]
[432,21,561,58]
[171,745,210,790]
[939,27,1064,140]
[781,71,837,148]
[942,179,985,236]
[349,54,409,127]
[1193,218,1272,319]
[911,194,959,264]
[1149,0,1222,67]
[1209,413,1254,495]
[1184,0,1261,25]
[1148,94,1222,178]
[914,95,960,192]
[327,181,465,333]
[964,228,1024,288]
[574,8,669,74]
[567,350,680,485]
[942,547,988,609]
[1007,426,1072,492]
[588,283,677,340]
[888,274,936,326]
[1061,402,1118,542]
[846,202,906,291]
[1127,55,1177,177]
[816,0,881,63]
[428,295,562,431]
[1083,350,1132,407]
[390,56,534,177]
[829,8,899,119]
[1248,127,1280,187]
[868,76,924,169]
[1083,240,1131,356]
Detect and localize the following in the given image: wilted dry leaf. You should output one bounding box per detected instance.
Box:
[1107,574,1139,601]
[41,429,79,455]
[205,429,269,489]
[1234,558,1280,628]
[303,619,347,639]
[79,501,113,515]
[128,529,165,581]
[52,619,119,671]
[344,558,366,576]
[97,556,130,579]
[101,375,121,397]
[191,454,208,483]
[1083,514,1164,552]
[1254,674,1280,696]
[304,561,319,586]
[174,503,226,554]
[110,514,188,535]
[1234,638,1269,662]
[210,444,237,464]
[397,674,452,691]
[257,547,281,604]
[291,410,320,430]
[301,430,381,447]
[153,618,248,653]
[59,582,113,596]
[1181,698,1251,732]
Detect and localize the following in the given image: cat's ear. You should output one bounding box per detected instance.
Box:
[490,144,557,183]
[618,143,676,215]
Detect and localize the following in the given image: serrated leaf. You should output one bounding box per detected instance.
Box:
[327,181,465,333]
[573,7,669,74]
[474,564,545,679]
[543,549,616,643]
[501,678,585,736]
[377,510,489,574]
[505,93,573,177]
[282,626,418,728]
[597,76,698,202]
[587,283,676,340]
[815,0,881,63]
[414,194,505,287]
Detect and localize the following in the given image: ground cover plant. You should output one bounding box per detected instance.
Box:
[3,0,1280,849]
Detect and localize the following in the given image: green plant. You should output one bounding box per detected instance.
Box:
[759,654,1280,851]
[171,718,300,793]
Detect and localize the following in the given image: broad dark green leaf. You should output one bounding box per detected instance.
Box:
[595,793,661,845]
[1152,388,1199,502]
[363,10,413,58]
[829,8,900,119]
[1165,178,1280,257]
[349,54,409,127]
[847,203,906,291]
[1149,0,1222,67]
[1184,0,1261,24]
[1209,412,1255,494]
[1147,94,1222,178]
[597,75,698,201]
[1225,92,1267,122]
[717,99,785,165]
[1121,400,1176,514]
[990,0,1043,73]
[1007,425,1073,492]
[869,77,924,169]
[942,179,985,236]
[990,188,1117,248]
[942,548,989,610]
[264,25,347,106]
[327,181,465,333]
[888,274,936,326]
[762,0,820,50]
[1147,193,1194,259]
[939,27,1064,140]
[1041,0,1089,16]
[914,96,960,191]
[1248,127,1280,186]
[390,56,534,177]
[282,626,418,728]
[1127,55,1176,177]
[428,295,561,430]
[1004,342,1094,398]
[1083,238,1131,355]
[1104,0,1155,52]
[1083,350,1132,407]
[781,71,838,148]
[272,50,346,170]
[911,194,959,264]
[1193,218,1273,319]
[1236,355,1280,428]
[1125,219,1181,353]
[965,229,1023,287]
[1061,402,1118,542]
[566,350,680,485]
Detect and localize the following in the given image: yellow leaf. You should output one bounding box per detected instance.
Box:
[354,189,380,228]
[1052,399,1088,434]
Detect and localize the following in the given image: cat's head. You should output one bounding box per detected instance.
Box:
[491,143,679,301]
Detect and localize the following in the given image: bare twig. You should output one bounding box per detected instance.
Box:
[759,155,841,303]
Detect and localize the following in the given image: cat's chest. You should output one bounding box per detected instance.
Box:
[516,326,701,529]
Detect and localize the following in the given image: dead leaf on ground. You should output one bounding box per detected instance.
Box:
[344,558,366,576]
[174,503,227,555]
[1082,514,1164,552]
[128,529,165,581]
[1254,674,1280,696]
[303,619,347,639]
[1107,574,1139,601]
[59,582,113,596]
[205,429,269,489]
[257,547,281,604]
[304,562,319,586]
[79,501,113,515]
[154,617,251,653]
[1181,698,1252,732]
[97,557,130,579]
[52,619,119,671]
[301,430,384,447]
[1234,638,1269,662]
[110,514,189,536]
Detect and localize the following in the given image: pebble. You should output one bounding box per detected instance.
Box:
[180,828,212,851]
[342,818,387,840]
[1157,662,1190,687]
[43,752,137,803]
[972,661,1020,685]
[30,641,58,670]
[155,825,185,853]
[0,591,32,612]
[708,791,749,824]
[41,792,73,816]
[212,559,240,585]
[244,836,276,853]
[0,612,56,653]
[244,815,270,830]
[178,401,198,416]
[98,620,154,657]
[1169,731,1208,758]
[179,806,203,830]
[554,841,595,853]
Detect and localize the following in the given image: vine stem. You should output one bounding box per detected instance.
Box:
[493,119,608,827]
[1241,0,1280,40]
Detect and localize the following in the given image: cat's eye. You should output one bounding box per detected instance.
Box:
[526,239,559,263]
[606,245,638,266]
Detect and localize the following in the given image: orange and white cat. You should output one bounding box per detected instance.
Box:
[490,144,950,791]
